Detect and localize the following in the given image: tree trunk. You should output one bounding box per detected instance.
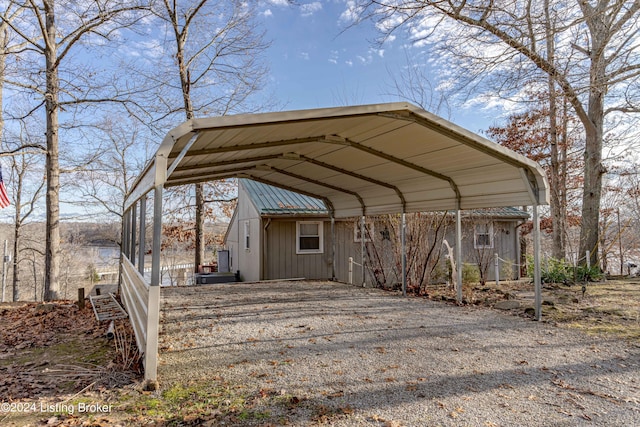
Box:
[578,3,608,269]
[544,1,564,260]
[559,99,570,256]
[0,24,5,142]
[12,177,21,302]
[195,182,205,269]
[172,17,205,273]
[578,105,604,268]
[520,206,528,277]
[44,0,60,301]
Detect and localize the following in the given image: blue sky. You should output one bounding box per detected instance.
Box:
[0,0,501,223]
[258,0,494,134]
[262,1,390,107]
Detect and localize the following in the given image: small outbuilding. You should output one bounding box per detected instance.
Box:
[225,179,529,284]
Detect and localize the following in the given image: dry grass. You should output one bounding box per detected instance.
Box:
[424,278,640,341]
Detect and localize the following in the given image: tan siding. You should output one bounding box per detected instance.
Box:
[265,219,333,280]
[234,210,522,284]
[233,183,262,281]
[445,219,521,281]
[333,221,365,285]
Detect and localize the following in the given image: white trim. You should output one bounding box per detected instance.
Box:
[296,221,324,254]
[243,221,250,250]
[474,223,494,249]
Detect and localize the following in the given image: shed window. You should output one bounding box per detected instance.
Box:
[296,221,323,254]
[244,221,250,250]
[474,223,494,249]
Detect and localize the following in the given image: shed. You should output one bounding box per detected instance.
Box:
[225,179,529,284]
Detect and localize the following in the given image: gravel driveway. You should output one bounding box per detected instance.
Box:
[158,280,639,426]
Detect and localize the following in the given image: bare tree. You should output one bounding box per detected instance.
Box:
[1,0,149,300]
[70,117,151,221]
[487,91,584,260]
[150,0,270,270]
[1,6,46,302]
[367,212,449,294]
[5,142,45,301]
[355,0,640,268]
[385,48,452,118]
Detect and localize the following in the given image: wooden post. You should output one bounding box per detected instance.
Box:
[2,240,7,303]
[77,288,85,309]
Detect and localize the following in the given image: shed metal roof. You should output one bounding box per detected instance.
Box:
[241,178,327,215]
[125,103,549,216]
[241,179,529,220]
[468,207,529,220]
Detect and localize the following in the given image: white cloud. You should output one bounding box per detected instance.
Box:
[328,50,339,64]
[263,9,273,17]
[301,2,322,17]
[345,60,353,67]
[268,0,290,6]
[339,0,362,24]
[300,52,310,60]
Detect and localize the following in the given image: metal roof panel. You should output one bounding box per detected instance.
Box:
[126,103,549,214]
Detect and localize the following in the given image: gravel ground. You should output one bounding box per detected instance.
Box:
[158,280,640,426]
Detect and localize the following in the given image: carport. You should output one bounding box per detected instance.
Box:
[120,102,549,385]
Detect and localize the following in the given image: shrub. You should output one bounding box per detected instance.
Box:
[500,258,516,281]
[462,263,480,284]
[574,264,603,282]
[526,256,603,283]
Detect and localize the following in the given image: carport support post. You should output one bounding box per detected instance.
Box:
[144,158,166,389]
[401,212,407,297]
[533,204,542,321]
[361,215,366,287]
[123,209,130,259]
[130,202,137,267]
[330,215,336,281]
[138,196,146,275]
[456,209,463,304]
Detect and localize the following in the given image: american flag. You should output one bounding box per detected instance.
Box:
[0,163,10,209]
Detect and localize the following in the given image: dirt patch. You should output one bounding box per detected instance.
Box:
[0,301,139,426]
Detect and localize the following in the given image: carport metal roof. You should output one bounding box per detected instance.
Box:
[125,102,549,213]
[122,102,549,386]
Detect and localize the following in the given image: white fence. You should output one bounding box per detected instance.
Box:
[98,263,194,284]
[119,257,160,381]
